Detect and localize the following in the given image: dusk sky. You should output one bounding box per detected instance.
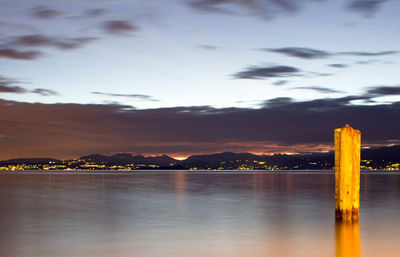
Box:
[1,0,400,159]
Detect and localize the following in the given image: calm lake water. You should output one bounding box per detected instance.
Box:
[1,171,399,257]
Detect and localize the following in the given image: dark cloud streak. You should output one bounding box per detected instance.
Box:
[198,45,221,50]
[102,20,138,34]
[329,64,348,68]
[92,92,158,101]
[366,86,400,96]
[31,88,58,96]
[9,34,97,50]
[263,47,398,59]
[32,6,63,19]
[86,8,107,18]
[187,0,391,18]
[233,65,300,79]
[347,0,389,16]
[0,75,57,96]
[291,86,344,94]
[339,50,398,56]
[68,8,107,20]
[0,76,27,93]
[187,0,322,19]
[273,80,288,86]
[266,47,331,59]
[0,48,41,60]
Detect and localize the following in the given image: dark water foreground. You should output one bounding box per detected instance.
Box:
[1,171,399,257]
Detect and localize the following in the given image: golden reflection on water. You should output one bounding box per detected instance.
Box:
[174,171,187,195]
[335,221,361,257]
[174,171,187,215]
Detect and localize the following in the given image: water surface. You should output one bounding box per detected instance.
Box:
[1,171,399,257]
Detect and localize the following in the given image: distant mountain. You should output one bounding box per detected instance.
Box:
[181,151,333,169]
[1,145,399,170]
[182,152,263,167]
[79,153,177,166]
[362,145,400,162]
[178,146,400,169]
[0,158,62,165]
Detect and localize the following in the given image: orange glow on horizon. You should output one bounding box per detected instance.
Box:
[33,141,394,161]
[171,156,189,161]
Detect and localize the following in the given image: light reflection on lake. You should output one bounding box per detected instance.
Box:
[0,171,399,257]
[335,221,360,257]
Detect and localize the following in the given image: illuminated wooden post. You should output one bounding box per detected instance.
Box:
[335,124,361,221]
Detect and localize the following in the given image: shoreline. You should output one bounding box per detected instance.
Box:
[0,169,398,175]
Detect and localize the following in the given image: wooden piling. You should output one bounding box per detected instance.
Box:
[334,124,361,221]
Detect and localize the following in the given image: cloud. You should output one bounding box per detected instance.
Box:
[187,0,390,19]
[288,84,400,101]
[0,48,42,60]
[9,34,97,50]
[86,8,107,18]
[233,65,300,79]
[186,0,321,19]
[291,86,344,94]
[187,0,255,15]
[31,88,58,96]
[0,34,97,61]
[263,97,293,107]
[266,47,331,59]
[340,50,398,56]
[347,0,389,16]
[198,45,221,50]
[0,86,26,94]
[264,47,398,59]
[69,8,107,20]
[92,92,159,101]
[0,76,27,93]
[0,75,57,96]
[0,35,96,60]
[102,20,138,34]
[273,80,288,86]
[366,86,400,96]
[355,59,378,65]
[32,6,63,19]
[1,94,399,159]
[328,64,348,68]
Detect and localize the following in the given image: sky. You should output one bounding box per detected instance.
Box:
[0,0,399,159]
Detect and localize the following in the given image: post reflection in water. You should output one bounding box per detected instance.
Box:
[335,220,361,257]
